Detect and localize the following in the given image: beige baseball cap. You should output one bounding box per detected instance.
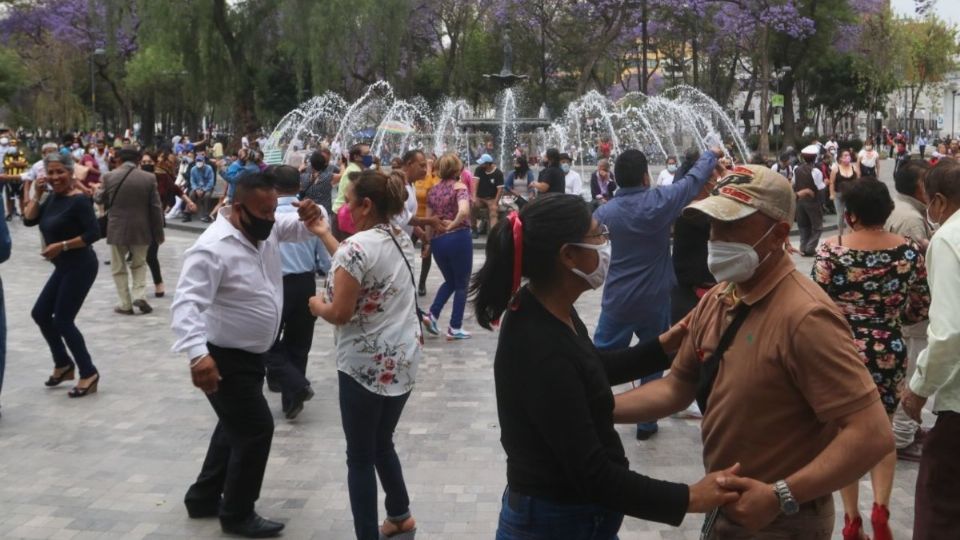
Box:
[683,165,796,223]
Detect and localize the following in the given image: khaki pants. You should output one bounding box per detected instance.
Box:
[111,244,148,310]
[712,494,834,539]
[893,327,927,448]
[473,197,499,229]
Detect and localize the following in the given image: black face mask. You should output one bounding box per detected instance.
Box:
[141,164,155,173]
[239,204,275,242]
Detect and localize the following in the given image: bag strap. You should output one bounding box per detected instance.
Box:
[105,166,136,211]
[695,302,752,414]
[382,226,425,344]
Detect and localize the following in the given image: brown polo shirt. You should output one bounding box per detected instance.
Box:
[671,253,879,482]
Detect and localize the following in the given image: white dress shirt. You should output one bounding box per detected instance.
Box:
[656,168,675,187]
[910,209,960,413]
[171,207,316,360]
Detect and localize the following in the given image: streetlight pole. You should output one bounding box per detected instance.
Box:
[953,91,959,139]
[89,48,105,127]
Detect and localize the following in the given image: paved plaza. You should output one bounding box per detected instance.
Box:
[0,186,926,539]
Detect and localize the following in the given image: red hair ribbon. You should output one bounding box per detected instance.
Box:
[508,211,523,310]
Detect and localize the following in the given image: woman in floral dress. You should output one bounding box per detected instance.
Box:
[812,179,929,540]
[309,170,421,540]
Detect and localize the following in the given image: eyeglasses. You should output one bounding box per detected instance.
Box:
[582,224,610,241]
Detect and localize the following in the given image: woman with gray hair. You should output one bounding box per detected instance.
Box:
[23,152,102,398]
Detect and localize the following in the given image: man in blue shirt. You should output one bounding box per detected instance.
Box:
[264,165,337,419]
[186,155,216,223]
[594,147,721,439]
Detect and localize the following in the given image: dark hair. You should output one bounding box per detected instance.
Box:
[893,159,931,197]
[514,155,529,175]
[559,152,571,162]
[614,149,648,188]
[235,172,276,202]
[118,147,141,164]
[349,143,367,162]
[401,149,424,165]
[470,194,592,329]
[352,169,405,220]
[841,179,895,227]
[266,164,301,194]
[924,159,960,203]
[309,150,328,172]
[666,155,678,163]
[545,148,560,166]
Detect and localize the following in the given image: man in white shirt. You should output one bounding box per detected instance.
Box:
[901,159,960,539]
[171,172,333,538]
[793,145,826,256]
[560,153,584,198]
[17,143,58,203]
[656,156,679,187]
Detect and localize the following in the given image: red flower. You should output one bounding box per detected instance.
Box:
[379,372,395,384]
[363,302,378,313]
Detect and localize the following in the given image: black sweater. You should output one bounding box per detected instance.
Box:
[24,194,100,262]
[494,287,689,525]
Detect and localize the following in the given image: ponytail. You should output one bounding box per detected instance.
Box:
[470,194,592,330]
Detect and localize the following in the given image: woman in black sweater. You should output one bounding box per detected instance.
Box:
[471,194,740,539]
[23,152,101,398]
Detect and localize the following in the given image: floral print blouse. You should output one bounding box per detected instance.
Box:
[428,179,470,232]
[326,224,422,396]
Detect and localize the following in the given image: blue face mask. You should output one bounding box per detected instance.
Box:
[362,155,374,168]
[561,163,571,174]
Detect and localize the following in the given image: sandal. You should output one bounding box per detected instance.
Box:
[379,516,416,539]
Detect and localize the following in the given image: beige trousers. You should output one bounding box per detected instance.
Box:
[111,244,148,310]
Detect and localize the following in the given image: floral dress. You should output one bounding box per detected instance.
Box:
[326,224,422,396]
[812,240,930,413]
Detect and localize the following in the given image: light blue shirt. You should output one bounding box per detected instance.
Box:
[593,152,717,322]
[276,196,330,275]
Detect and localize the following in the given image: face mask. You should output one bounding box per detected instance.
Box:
[0,137,8,146]
[141,164,155,173]
[667,164,678,173]
[72,149,84,160]
[707,224,776,283]
[561,163,571,174]
[239,204,275,241]
[362,155,374,168]
[568,241,612,289]
[841,156,851,165]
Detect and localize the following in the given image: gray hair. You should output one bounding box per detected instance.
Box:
[43,151,74,171]
[597,158,609,170]
[41,142,58,152]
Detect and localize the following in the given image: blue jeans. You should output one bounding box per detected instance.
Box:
[31,252,99,378]
[338,371,412,540]
[496,487,624,540]
[594,307,670,433]
[0,275,5,404]
[429,228,473,330]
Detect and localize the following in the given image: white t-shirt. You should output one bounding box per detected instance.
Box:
[858,149,878,168]
[392,184,418,236]
[326,224,422,396]
[656,168,676,187]
[564,170,583,196]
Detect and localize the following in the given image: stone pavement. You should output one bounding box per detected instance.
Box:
[0,199,925,539]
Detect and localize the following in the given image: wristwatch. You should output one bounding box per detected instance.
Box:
[773,480,799,515]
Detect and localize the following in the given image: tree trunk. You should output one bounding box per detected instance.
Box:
[640,0,648,94]
[781,71,796,148]
[692,36,699,88]
[211,0,259,142]
[757,29,771,157]
[142,93,156,147]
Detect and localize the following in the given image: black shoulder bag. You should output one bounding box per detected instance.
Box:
[695,303,752,414]
[383,227,425,344]
[98,167,135,239]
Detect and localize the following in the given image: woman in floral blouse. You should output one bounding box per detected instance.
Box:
[812,179,930,540]
[309,170,421,540]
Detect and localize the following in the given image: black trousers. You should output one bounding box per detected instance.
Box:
[146,241,162,285]
[265,272,317,410]
[795,197,823,256]
[184,343,274,523]
[915,411,960,539]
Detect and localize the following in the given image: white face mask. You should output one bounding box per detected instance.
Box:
[0,137,8,146]
[707,224,776,283]
[667,164,678,173]
[569,240,611,289]
[926,201,942,232]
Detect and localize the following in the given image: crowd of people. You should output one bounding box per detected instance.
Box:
[2,121,960,540]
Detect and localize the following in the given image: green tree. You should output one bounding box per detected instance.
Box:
[902,15,959,128]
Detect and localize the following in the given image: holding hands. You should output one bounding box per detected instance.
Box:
[687,463,788,533]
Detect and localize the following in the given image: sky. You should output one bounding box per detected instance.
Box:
[891,0,960,26]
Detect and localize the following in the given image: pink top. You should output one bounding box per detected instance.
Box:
[459,169,474,200]
[428,179,470,232]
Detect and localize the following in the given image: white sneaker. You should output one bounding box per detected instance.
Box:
[446,327,471,341]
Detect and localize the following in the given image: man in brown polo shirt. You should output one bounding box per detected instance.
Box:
[614,166,893,538]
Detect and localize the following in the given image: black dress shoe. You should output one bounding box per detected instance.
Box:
[284,385,315,420]
[221,512,284,538]
[186,503,220,519]
[133,299,153,314]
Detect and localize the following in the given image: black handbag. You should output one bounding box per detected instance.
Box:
[695,303,752,414]
[98,167,135,239]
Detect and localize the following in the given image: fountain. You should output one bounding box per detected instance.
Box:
[263,36,749,169]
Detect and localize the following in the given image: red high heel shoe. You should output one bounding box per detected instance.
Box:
[843,514,870,540]
[871,503,892,540]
